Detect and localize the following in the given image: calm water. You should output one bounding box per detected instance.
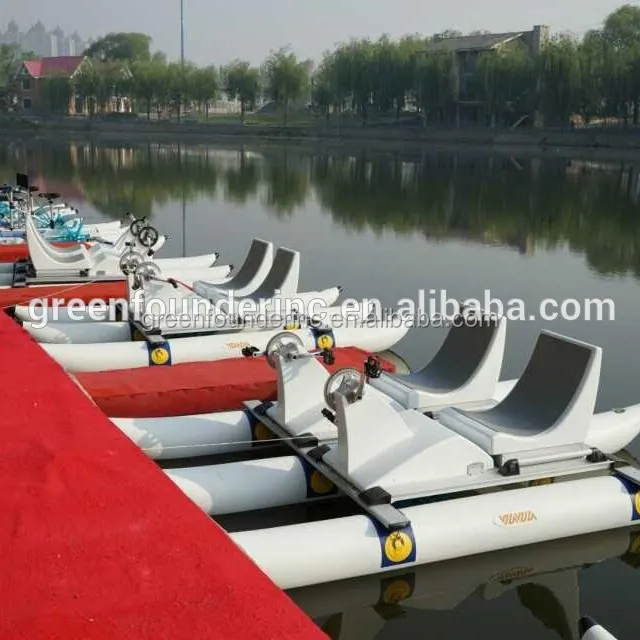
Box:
[3,139,640,639]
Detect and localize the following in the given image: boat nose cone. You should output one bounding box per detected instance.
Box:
[578,617,597,636]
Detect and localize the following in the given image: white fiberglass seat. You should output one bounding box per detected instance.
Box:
[230,247,341,312]
[26,212,91,271]
[193,239,274,299]
[438,331,602,460]
[194,247,311,316]
[371,311,506,411]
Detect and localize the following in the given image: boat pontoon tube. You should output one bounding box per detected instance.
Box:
[229,474,640,590]
[41,324,409,372]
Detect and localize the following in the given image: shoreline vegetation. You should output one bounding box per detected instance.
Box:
[4,4,640,157]
[3,6,640,140]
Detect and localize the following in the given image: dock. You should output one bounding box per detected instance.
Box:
[0,310,325,639]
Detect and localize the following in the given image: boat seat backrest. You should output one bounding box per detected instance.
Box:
[225,239,273,291]
[249,248,300,300]
[404,313,501,391]
[438,331,601,456]
[463,332,595,435]
[192,239,273,300]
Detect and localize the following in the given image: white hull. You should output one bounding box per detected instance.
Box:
[22,303,357,344]
[41,324,409,372]
[161,401,640,513]
[0,264,230,291]
[229,474,640,590]
[114,380,640,462]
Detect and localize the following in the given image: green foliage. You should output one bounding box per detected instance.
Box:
[74,64,101,115]
[189,66,219,118]
[477,43,533,127]
[0,43,37,87]
[223,60,260,119]
[14,5,640,127]
[130,58,168,119]
[84,33,152,62]
[40,76,73,113]
[537,37,583,126]
[263,48,310,123]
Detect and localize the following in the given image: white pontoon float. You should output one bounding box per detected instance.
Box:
[157,328,640,590]
[37,317,407,372]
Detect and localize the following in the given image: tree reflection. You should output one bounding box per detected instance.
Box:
[1,141,639,277]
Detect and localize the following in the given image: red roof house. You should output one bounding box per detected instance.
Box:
[14,56,86,114]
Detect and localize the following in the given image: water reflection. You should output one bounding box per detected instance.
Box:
[290,528,640,640]
[1,141,640,277]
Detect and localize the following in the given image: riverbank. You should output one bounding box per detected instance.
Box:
[3,116,640,160]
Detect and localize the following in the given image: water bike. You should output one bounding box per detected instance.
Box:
[24,249,403,373]
[113,312,640,463]
[145,326,640,590]
[0,211,226,289]
[22,240,342,339]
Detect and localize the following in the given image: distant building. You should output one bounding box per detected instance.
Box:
[425,25,550,125]
[0,20,87,58]
[13,56,86,113]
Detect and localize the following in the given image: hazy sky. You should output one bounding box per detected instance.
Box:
[5,0,628,65]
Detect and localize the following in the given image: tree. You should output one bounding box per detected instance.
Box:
[416,51,458,124]
[0,43,37,87]
[601,5,640,124]
[263,48,310,124]
[189,66,219,119]
[536,37,583,127]
[74,65,101,116]
[602,4,640,50]
[40,76,73,114]
[166,62,194,122]
[477,43,532,127]
[131,58,168,120]
[223,60,260,121]
[84,33,152,62]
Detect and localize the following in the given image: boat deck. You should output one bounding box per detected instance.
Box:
[0,310,325,639]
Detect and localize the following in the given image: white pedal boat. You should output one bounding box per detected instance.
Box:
[19,211,219,278]
[580,618,618,640]
[14,238,315,326]
[114,314,640,462]
[20,240,344,348]
[158,328,640,590]
[38,318,407,372]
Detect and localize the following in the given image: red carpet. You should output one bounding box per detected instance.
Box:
[0,312,326,640]
[0,281,127,308]
[76,348,394,418]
